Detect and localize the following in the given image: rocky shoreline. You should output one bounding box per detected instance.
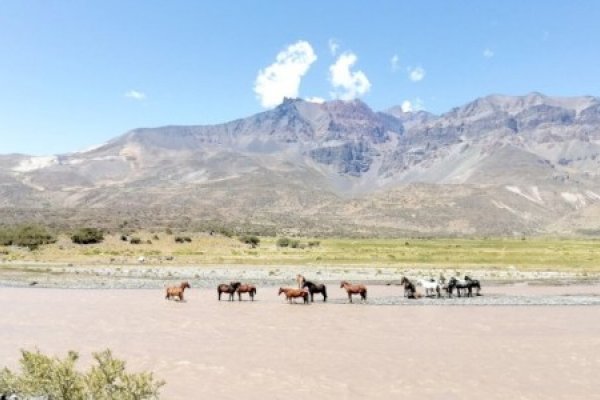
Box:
[1,263,600,306]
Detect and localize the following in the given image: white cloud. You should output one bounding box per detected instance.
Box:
[328,38,340,56]
[483,48,494,58]
[401,98,425,112]
[408,66,426,82]
[124,90,146,100]
[391,54,400,71]
[306,96,325,104]
[329,52,371,100]
[254,40,317,108]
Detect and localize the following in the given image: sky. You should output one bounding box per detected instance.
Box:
[1,1,600,155]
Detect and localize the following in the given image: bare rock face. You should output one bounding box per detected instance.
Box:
[2,93,600,236]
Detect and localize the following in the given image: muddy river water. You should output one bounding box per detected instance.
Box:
[0,285,599,399]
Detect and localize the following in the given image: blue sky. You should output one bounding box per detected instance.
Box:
[1,1,600,155]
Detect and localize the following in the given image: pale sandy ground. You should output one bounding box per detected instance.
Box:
[1,286,599,399]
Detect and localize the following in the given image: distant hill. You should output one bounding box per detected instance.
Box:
[2,93,600,236]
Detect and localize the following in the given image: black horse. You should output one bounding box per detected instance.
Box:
[217,281,241,301]
[447,277,473,298]
[302,280,328,302]
[464,276,482,296]
[400,277,418,299]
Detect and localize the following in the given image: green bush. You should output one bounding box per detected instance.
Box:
[71,228,104,245]
[308,240,321,247]
[0,225,56,250]
[239,235,260,248]
[289,239,301,249]
[276,237,290,247]
[174,236,192,243]
[129,237,142,245]
[0,349,164,399]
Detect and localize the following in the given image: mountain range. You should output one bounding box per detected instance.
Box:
[2,92,600,236]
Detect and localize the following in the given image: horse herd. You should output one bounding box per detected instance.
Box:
[165,274,482,304]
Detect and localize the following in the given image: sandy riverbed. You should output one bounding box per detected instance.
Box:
[1,285,599,399]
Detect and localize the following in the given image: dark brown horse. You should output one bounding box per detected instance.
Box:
[217,282,241,301]
[340,281,367,303]
[400,277,419,299]
[236,283,257,301]
[165,281,191,301]
[278,287,309,304]
[303,280,328,302]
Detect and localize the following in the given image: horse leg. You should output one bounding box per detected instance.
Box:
[348,292,352,303]
[323,289,327,302]
[238,291,242,301]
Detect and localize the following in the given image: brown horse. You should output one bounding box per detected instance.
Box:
[340,281,367,303]
[400,277,418,299]
[218,282,241,301]
[278,287,309,304]
[236,283,257,301]
[165,281,191,301]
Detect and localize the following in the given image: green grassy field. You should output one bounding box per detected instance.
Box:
[1,233,599,271]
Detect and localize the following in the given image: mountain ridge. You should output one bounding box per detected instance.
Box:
[2,93,600,236]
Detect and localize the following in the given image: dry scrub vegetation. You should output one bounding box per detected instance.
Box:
[0,226,599,271]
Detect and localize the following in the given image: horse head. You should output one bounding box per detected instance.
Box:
[181,281,191,289]
[230,282,241,290]
[340,281,348,288]
[278,287,284,296]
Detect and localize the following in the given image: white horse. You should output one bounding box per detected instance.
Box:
[417,279,441,297]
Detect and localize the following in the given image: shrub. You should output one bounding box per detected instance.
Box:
[71,228,104,245]
[289,240,301,249]
[152,234,159,241]
[165,228,173,235]
[216,227,234,238]
[120,234,128,242]
[308,240,321,247]
[276,237,290,247]
[174,236,192,244]
[239,235,260,248]
[0,349,164,399]
[129,237,142,245]
[0,225,56,250]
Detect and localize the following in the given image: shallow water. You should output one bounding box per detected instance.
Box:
[0,286,599,399]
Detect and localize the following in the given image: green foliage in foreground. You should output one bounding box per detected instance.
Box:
[71,228,105,244]
[0,225,56,250]
[0,349,164,399]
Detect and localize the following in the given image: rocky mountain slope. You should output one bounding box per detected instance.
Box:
[2,93,600,236]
